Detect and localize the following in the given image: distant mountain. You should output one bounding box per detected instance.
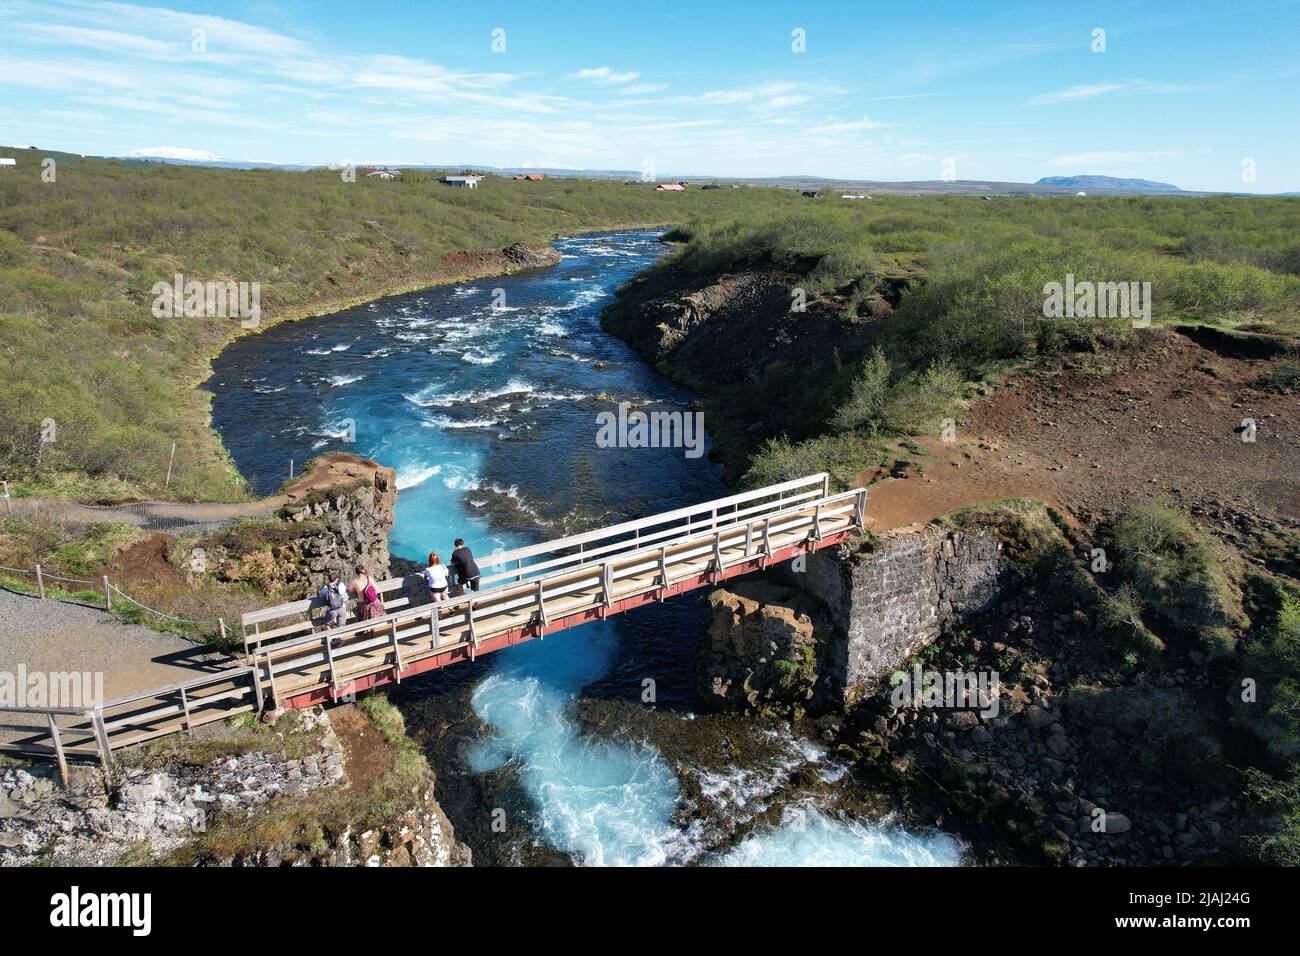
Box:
[1036,175,1183,193]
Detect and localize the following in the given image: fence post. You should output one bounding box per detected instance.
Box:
[2,480,10,514]
[218,618,227,643]
[165,441,176,489]
[90,709,113,780]
[35,564,45,600]
[102,576,112,611]
[46,714,69,789]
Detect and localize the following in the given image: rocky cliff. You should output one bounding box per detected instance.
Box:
[173,452,397,598]
[602,263,883,479]
[0,704,469,868]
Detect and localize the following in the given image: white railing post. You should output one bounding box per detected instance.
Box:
[34,563,45,600]
[102,576,112,611]
[473,600,483,660]
[853,489,867,528]
[535,580,547,635]
[323,633,339,697]
[46,714,69,788]
[249,663,265,712]
[389,620,404,678]
[90,709,113,778]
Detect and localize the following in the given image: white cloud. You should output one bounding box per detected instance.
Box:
[808,115,889,135]
[1028,81,1193,106]
[128,146,220,161]
[571,66,641,84]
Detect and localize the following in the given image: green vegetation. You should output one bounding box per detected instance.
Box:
[1107,499,1244,658]
[0,149,801,500]
[1235,580,1300,761]
[644,196,1300,487]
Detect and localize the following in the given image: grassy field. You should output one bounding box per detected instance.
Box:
[639,194,1300,487]
[0,149,802,501]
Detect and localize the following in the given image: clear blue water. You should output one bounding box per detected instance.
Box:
[207,230,960,867]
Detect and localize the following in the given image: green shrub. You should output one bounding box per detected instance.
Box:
[1235,584,1300,760]
[1108,499,1243,656]
[1244,766,1300,865]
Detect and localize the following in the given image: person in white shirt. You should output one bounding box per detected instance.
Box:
[424,552,450,605]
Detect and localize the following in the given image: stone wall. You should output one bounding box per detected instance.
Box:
[802,525,1006,704]
[697,524,1007,713]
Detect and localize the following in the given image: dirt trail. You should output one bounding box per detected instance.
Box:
[6,451,389,535]
[861,332,1298,535]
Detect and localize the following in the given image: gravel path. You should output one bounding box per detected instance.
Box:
[0,588,226,701]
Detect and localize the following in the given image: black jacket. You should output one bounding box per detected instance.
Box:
[450,546,480,582]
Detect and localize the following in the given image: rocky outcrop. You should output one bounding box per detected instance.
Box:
[698,525,1007,713]
[174,452,397,597]
[502,242,562,270]
[698,580,835,714]
[0,707,345,866]
[603,269,877,388]
[0,704,471,868]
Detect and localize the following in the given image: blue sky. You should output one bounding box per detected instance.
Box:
[1,0,1297,191]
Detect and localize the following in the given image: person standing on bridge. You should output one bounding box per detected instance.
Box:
[424,551,450,605]
[352,563,387,621]
[450,539,480,596]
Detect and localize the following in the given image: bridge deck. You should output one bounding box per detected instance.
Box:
[3,475,865,771]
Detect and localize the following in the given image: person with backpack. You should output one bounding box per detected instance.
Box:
[449,538,480,596]
[424,551,449,604]
[351,563,387,621]
[320,570,348,629]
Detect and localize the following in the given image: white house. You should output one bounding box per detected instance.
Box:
[0,158,16,169]
[441,174,483,189]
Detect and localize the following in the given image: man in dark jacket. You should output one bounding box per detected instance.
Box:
[450,539,481,595]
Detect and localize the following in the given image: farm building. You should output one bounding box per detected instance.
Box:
[366,168,401,179]
[655,183,686,191]
[513,173,543,181]
[0,158,16,169]
[441,174,484,188]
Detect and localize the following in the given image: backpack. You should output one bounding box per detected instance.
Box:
[322,582,345,610]
[363,577,379,603]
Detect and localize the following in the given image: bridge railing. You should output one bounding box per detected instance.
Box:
[239,474,834,658]
[0,666,264,783]
[250,486,865,704]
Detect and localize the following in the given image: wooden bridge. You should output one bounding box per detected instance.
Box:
[1,474,865,779]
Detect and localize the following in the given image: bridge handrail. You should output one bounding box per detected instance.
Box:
[257,486,863,661]
[240,473,830,632]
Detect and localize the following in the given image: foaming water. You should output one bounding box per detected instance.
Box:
[718,805,964,867]
[467,631,681,866]
[207,230,959,867]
